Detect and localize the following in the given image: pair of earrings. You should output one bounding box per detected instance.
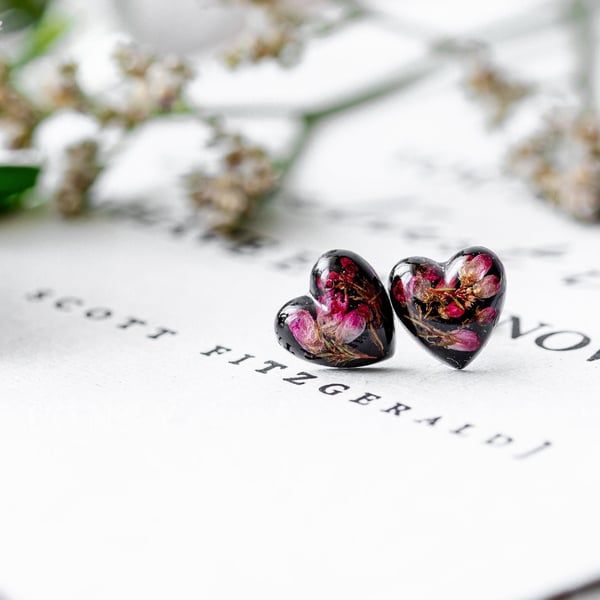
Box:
[274,247,506,370]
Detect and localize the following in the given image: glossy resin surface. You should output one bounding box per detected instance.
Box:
[275,250,395,368]
[389,246,506,369]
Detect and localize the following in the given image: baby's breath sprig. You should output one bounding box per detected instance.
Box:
[0,56,42,149]
[54,139,100,218]
[222,0,362,68]
[462,55,532,127]
[224,2,302,68]
[475,0,600,223]
[447,7,600,224]
[441,38,533,128]
[186,129,279,234]
[105,44,194,127]
[41,43,195,128]
[3,0,600,234]
[0,16,286,233]
[509,111,600,222]
[42,43,197,216]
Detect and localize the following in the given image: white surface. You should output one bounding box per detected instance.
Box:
[2,3,600,600]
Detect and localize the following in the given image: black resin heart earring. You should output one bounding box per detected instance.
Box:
[388,246,506,369]
[275,249,395,368]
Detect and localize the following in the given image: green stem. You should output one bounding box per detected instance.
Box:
[236,1,574,182]
[273,55,439,184]
[304,57,439,123]
[312,0,369,37]
[11,12,72,70]
[276,114,317,183]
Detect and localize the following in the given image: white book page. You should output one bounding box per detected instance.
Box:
[2,7,600,600]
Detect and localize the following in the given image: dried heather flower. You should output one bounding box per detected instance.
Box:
[146,54,193,111]
[0,57,40,148]
[99,44,194,128]
[187,134,278,232]
[54,139,100,217]
[508,111,600,221]
[556,160,600,221]
[113,44,154,78]
[224,11,300,67]
[222,0,339,68]
[463,56,532,127]
[44,62,85,111]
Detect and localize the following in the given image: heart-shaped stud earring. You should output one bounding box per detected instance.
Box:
[275,250,395,367]
[389,246,506,369]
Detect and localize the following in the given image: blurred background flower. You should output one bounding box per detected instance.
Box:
[1,0,600,231]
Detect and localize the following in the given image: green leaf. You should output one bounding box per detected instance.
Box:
[0,164,41,213]
[14,13,72,67]
[0,0,49,31]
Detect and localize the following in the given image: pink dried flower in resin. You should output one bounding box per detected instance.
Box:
[389,247,505,369]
